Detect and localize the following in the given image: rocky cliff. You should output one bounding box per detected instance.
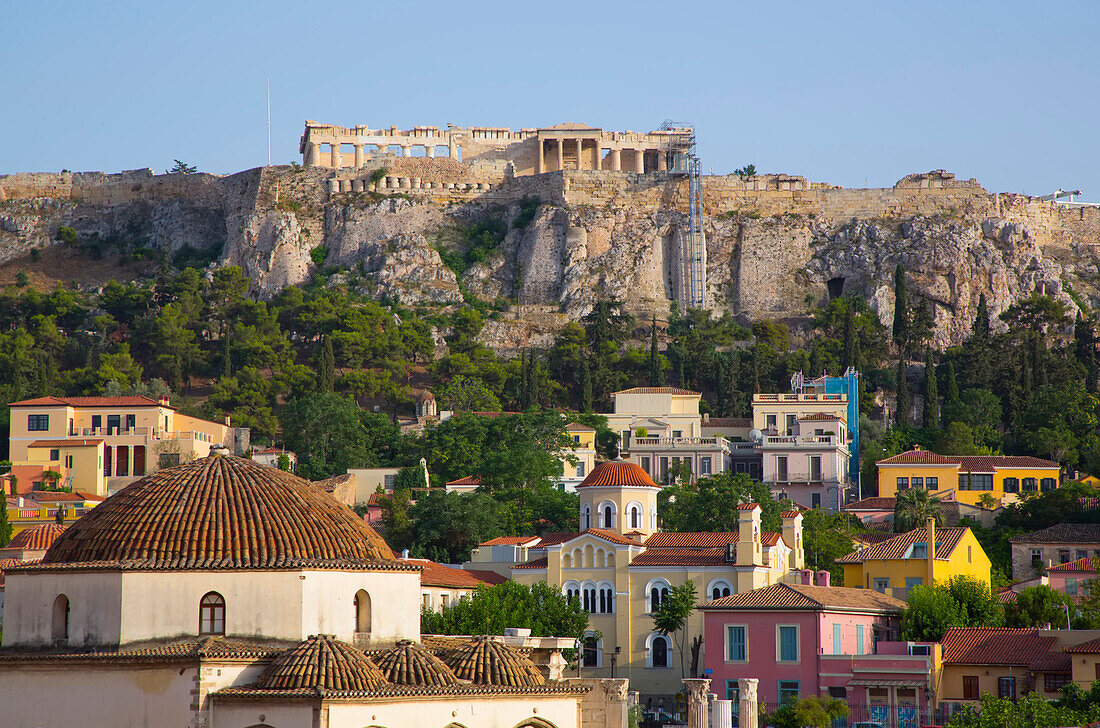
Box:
[1,165,1097,351]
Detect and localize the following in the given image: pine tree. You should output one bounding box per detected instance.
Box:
[317,337,335,392]
[648,315,661,387]
[895,359,910,428]
[944,360,960,408]
[1074,312,1098,393]
[528,352,540,408]
[1033,335,1049,389]
[752,346,761,394]
[893,263,909,355]
[923,351,939,429]
[843,306,858,371]
[973,293,990,340]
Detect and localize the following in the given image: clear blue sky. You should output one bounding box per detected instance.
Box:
[3,1,1098,197]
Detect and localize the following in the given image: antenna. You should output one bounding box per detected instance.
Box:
[266,75,271,166]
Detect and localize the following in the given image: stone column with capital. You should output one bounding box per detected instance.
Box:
[556,138,564,172]
[611,148,621,171]
[305,142,319,167]
[576,138,584,170]
[537,140,545,174]
[634,149,645,174]
[330,143,342,169]
[738,678,759,728]
[353,145,364,168]
[683,678,711,728]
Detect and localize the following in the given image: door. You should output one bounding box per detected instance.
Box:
[107,414,121,434]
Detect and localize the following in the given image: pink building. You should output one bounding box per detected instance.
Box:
[1045,557,1100,597]
[701,582,935,726]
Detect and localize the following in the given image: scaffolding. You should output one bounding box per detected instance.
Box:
[660,121,706,309]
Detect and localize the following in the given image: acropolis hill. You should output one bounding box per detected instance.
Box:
[1,119,1098,350]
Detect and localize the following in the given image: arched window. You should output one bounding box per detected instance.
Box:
[563,581,580,603]
[582,583,597,613]
[708,579,733,601]
[572,548,583,568]
[604,505,613,528]
[597,582,615,614]
[646,632,670,668]
[631,505,641,529]
[199,592,225,636]
[354,589,371,634]
[582,505,591,530]
[52,594,69,641]
[647,579,671,612]
[562,553,573,568]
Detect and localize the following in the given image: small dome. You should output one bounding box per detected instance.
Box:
[42,455,396,568]
[6,523,67,551]
[577,460,659,489]
[375,639,460,686]
[444,636,544,687]
[257,635,387,691]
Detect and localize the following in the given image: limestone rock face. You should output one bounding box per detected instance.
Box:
[356,233,463,305]
[226,209,312,293]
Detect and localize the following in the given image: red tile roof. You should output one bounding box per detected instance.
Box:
[512,556,548,570]
[565,422,596,432]
[480,536,540,547]
[941,628,1059,665]
[701,417,751,427]
[644,532,739,548]
[444,635,544,687]
[374,639,459,686]
[6,523,67,551]
[736,503,761,511]
[533,532,579,547]
[852,532,895,546]
[997,589,1019,604]
[257,635,386,690]
[577,461,659,489]
[463,569,509,585]
[957,455,1060,472]
[1047,557,1100,573]
[0,557,29,588]
[404,559,488,588]
[1010,524,1100,544]
[780,510,803,518]
[700,583,906,611]
[9,395,171,409]
[877,449,959,466]
[845,497,897,511]
[42,455,400,569]
[761,532,783,547]
[446,475,481,486]
[1029,651,1072,672]
[613,387,700,396]
[581,528,638,545]
[836,526,970,564]
[28,439,104,448]
[629,548,731,566]
[1066,637,1100,653]
[29,491,102,502]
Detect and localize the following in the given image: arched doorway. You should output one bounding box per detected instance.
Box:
[354,589,371,634]
[52,594,69,641]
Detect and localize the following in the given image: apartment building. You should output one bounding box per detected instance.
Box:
[7,395,249,495]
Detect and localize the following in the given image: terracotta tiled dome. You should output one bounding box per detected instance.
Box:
[374,639,460,686]
[577,460,659,489]
[42,455,396,568]
[6,523,67,551]
[257,634,387,690]
[444,636,545,687]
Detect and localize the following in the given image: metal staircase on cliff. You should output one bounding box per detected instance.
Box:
[660,120,706,310]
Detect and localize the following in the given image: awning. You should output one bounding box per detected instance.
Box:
[848,679,927,688]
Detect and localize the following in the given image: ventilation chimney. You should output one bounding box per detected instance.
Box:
[401,548,410,559]
[158,395,171,407]
[800,569,813,585]
[816,570,831,587]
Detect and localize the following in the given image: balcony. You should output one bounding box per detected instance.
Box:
[752,393,845,403]
[76,427,215,443]
[768,472,844,485]
[761,434,848,455]
[630,436,730,452]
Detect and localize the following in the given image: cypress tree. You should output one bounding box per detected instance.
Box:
[1033,335,1049,390]
[317,337,335,392]
[649,315,661,386]
[752,346,761,394]
[580,359,593,412]
[973,293,990,340]
[923,351,939,429]
[944,361,960,407]
[843,306,858,372]
[1075,312,1098,393]
[528,352,540,408]
[0,492,10,547]
[893,263,909,355]
[895,359,910,428]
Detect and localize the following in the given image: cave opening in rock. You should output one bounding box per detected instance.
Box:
[826,277,845,300]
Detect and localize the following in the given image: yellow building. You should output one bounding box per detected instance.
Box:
[562,422,597,487]
[7,395,249,495]
[509,460,805,699]
[876,447,1061,507]
[5,492,104,538]
[837,519,991,597]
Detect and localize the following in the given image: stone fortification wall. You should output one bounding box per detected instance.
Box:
[0,169,228,207]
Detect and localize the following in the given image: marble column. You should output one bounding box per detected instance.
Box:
[576,138,584,170]
[330,143,341,169]
[683,678,711,728]
[634,149,645,174]
[556,138,564,172]
[537,140,545,174]
[738,679,759,728]
[427,145,435,158]
[354,145,364,168]
[305,142,319,166]
[657,149,667,171]
[595,147,602,171]
[402,146,412,157]
[611,148,621,171]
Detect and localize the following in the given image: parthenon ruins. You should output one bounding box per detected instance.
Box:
[299,121,693,177]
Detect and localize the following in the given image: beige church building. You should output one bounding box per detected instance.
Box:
[0,452,596,728]
[501,460,806,698]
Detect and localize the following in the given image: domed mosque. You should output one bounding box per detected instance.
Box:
[0,451,591,728]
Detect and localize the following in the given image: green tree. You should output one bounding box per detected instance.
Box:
[280,392,392,479]
[421,581,589,640]
[936,421,984,457]
[900,576,1002,641]
[923,351,938,428]
[945,691,1100,728]
[0,492,11,547]
[652,580,696,678]
[892,263,909,353]
[973,293,990,340]
[316,337,335,392]
[801,510,866,585]
[648,315,662,386]
[893,487,944,532]
[167,159,197,174]
[659,473,787,532]
[1005,585,1076,629]
[895,359,910,427]
[399,490,506,563]
[152,302,201,392]
[765,697,849,728]
[436,375,501,412]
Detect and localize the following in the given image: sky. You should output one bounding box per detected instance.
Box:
[2,1,1098,197]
